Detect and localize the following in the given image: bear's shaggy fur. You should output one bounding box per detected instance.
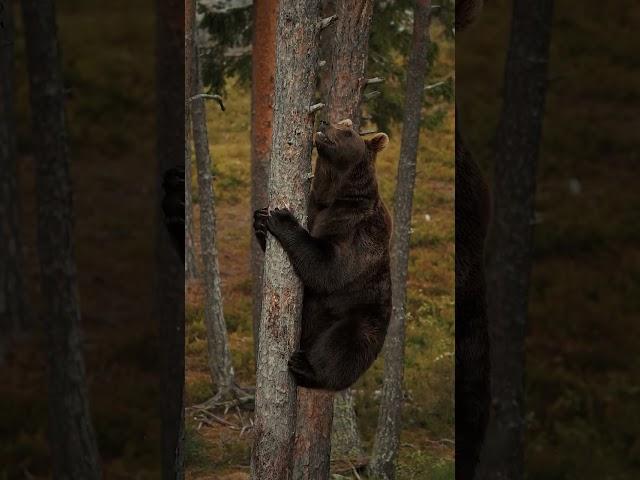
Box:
[455,117,491,480]
[455,1,492,478]
[254,119,392,391]
[161,166,185,262]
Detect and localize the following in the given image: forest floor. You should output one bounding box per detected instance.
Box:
[185,75,456,478]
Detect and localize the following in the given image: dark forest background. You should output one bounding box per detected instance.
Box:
[458,1,640,478]
[1,0,162,477]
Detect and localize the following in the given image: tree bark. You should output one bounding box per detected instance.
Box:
[185,132,198,280]
[185,0,198,281]
[324,0,373,126]
[21,1,102,478]
[250,0,321,478]
[188,5,236,394]
[156,0,185,478]
[250,0,278,367]
[477,2,554,479]
[1,0,28,360]
[368,1,431,478]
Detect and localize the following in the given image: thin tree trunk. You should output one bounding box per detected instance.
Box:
[185,133,198,279]
[185,0,198,281]
[156,0,185,477]
[330,389,364,460]
[21,1,101,478]
[250,0,277,367]
[368,1,431,478]
[189,9,236,393]
[1,0,28,359]
[477,2,554,479]
[251,0,321,478]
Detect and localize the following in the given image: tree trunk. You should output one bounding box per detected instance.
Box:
[368,1,431,478]
[189,8,236,393]
[250,0,278,367]
[1,0,28,360]
[185,0,198,281]
[21,1,102,478]
[156,0,185,477]
[185,131,198,280]
[324,0,373,125]
[477,2,554,479]
[250,0,321,478]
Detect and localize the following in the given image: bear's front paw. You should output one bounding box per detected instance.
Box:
[253,207,269,251]
[266,207,299,237]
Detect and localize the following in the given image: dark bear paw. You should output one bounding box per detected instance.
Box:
[288,350,313,375]
[266,207,299,237]
[253,207,269,251]
[288,350,319,388]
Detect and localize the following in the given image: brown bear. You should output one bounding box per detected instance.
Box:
[455,1,492,479]
[161,166,185,262]
[253,119,392,391]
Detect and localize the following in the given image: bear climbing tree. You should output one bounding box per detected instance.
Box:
[250,0,323,478]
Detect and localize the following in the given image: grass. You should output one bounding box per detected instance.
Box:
[185,22,455,480]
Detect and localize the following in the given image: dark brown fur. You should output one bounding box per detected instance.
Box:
[254,120,392,391]
[455,2,491,479]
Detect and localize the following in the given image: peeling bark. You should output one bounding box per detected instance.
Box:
[21,0,101,477]
[368,1,431,478]
[250,0,278,366]
[185,137,198,280]
[251,0,321,478]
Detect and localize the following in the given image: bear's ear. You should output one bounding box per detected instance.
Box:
[337,118,353,128]
[366,133,389,153]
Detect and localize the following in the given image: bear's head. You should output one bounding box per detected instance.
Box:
[314,119,389,167]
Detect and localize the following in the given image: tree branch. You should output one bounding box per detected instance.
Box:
[188,94,225,111]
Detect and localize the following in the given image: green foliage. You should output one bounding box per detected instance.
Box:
[197,4,252,94]
[198,1,454,132]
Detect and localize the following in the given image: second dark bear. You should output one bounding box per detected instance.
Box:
[254,119,392,391]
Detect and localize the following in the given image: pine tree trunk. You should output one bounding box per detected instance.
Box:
[368,1,431,478]
[1,0,28,359]
[251,0,321,478]
[185,0,198,282]
[185,133,198,280]
[477,2,553,479]
[156,0,185,477]
[21,1,101,478]
[189,14,236,393]
[250,0,277,366]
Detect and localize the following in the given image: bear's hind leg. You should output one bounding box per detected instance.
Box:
[288,350,322,389]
